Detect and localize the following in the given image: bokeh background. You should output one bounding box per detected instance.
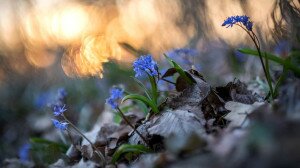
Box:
[0,0,298,162]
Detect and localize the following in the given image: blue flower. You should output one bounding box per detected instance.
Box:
[133,55,158,77]
[19,143,31,162]
[245,21,253,31]
[53,104,67,116]
[222,15,253,31]
[52,119,68,130]
[106,88,124,109]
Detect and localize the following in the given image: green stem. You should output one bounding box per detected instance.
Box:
[237,24,274,100]
[263,51,275,99]
[252,32,274,99]
[148,74,158,105]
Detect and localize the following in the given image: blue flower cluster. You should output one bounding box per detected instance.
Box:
[222,15,253,31]
[51,88,68,131]
[51,119,68,130]
[53,104,67,116]
[106,88,124,109]
[133,54,158,77]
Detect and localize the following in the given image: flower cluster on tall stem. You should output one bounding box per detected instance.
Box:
[222,15,274,100]
[222,15,253,31]
[134,55,161,104]
[50,88,106,166]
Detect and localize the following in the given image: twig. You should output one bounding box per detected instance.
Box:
[62,114,106,167]
[116,107,149,146]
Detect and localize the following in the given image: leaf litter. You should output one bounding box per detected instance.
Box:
[8,71,300,168]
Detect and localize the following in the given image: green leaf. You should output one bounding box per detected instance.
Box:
[238,48,300,76]
[122,94,159,113]
[113,113,122,124]
[164,54,195,84]
[120,105,135,113]
[111,144,152,164]
[238,48,284,64]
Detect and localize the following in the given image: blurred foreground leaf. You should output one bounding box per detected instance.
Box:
[30,137,68,166]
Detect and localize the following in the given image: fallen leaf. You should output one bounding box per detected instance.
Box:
[148,109,206,138]
[225,101,264,127]
[168,78,210,109]
[216,80,261,104]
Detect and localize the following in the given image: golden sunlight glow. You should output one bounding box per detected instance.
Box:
[50,5,89,43]
[116,0,191,55]
[0,0,295,78]
[118,0,159,39]
[0,1,22,50]
[22,2,90,46]
[61,35,122,78]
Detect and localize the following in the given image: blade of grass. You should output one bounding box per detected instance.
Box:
[263,52,274,98]
[164,54,195,85]
[111,144,152,164]
[122,94,159,113]
[238,48,300,76]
